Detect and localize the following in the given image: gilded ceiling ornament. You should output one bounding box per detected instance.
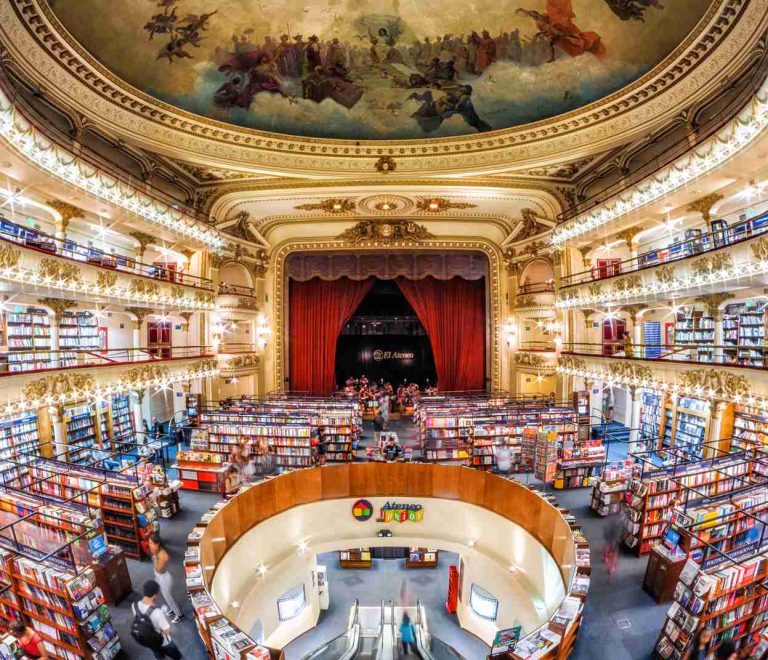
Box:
[0,244,21,270]
[686,192,724,221]
[38,259,81,285]
[237,297,260,311]
[294,198,356,214]
[517,209,552,240]
[556,186,578,209]
[178,248,195,261]
[414,197,477,213]
[125,307,150,328]
[679,369,749,400]
[655,265,677,284]
[587,282,604,298]
[222,211,260,242]
[37,297,74,323]
[23,372,95,403]
[210,254,228,269]
[249,261,268,280]
[522,240,546,257]
[121,364,170,388]
[695,293,733,317]
[577,246,592,259]
[612,275,642,295]
[336,220,433,245]
[221,354,261,371]
[46,200,84,231]
[95,270,118,290]
[170,285,186,300]
[128,231,155,257]
[608,361,653,382]
[374,156,397,174]
[130,278,160,297]
[179,311,193,326]
[750,237,768,262]
[616,226,644,246]
[557,355,586,372]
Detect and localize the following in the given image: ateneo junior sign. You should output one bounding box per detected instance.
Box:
[352,500,424,523]
[372,349,415,361]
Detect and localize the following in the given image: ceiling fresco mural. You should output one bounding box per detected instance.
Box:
[47,0,712,141]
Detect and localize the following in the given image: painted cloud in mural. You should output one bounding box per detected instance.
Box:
[48,0,711,141]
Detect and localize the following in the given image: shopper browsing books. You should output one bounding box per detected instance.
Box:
[685,627,714,660]
[10,622,49,659]
[132,580,182,659]
[148,534,185,623]
[224,465,241,497]
[383,437,402,462]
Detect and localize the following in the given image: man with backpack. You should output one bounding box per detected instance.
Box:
[131,580,182,659]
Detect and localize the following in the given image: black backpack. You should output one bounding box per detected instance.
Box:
[131,603,165,650]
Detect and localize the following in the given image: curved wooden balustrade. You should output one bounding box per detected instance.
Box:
[191,464,586,659]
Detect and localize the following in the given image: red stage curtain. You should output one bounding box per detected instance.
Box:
[289,277,374,394]
[396,277,486,392]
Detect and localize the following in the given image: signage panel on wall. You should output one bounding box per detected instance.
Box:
[351,500,424,523]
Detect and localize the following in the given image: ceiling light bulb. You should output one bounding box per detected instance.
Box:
[429,201,439,210]
[332,203,342,210]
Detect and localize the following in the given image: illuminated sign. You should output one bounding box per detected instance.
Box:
[376,501,424,523]
[352,499,374,521]
[372,350,415,361]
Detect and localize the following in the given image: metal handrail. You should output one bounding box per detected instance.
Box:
[0,345,215,376]
[561,209,768,287]
[0,215,213,290]
[218,283,257,297]
[518,282,555,295]
[556,53,768,223]
[562,342,768,368]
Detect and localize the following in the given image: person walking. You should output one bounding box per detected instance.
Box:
[131,579,182,659]
[400,612,415,655]
[148,534,184,622]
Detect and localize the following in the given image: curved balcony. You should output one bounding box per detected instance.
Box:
[218,282,260,314]
[217,345,262,376]
[513,342,558,373]
[561,212,768,289]
[0,345,215,376]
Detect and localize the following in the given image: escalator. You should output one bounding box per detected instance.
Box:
[302,600,464,660]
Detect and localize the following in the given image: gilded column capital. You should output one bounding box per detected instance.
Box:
[128,231,156,258]
[37,297,75,323]
[125,306,151,330]
[46,200,84,233]
[686,192,724,222]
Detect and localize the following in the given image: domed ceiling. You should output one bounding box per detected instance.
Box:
[47,0,711,142]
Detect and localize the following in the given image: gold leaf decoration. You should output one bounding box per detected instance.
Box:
[679,369,749,400]
[415,197,477,213]
[751,238,768,262]
[513,352,554,368]
[608,361,653,382]
[0,244,21,269]
[686,193,724,221]
[557,355,586,372]
[130,278,160,297]
[170,285,186,300]
[23,373,95,403]
[120,364,170,389]
[337,220,433,245]
[95,270,118,290]
[587,282,604,298]
[612,275,642,294]
[515,295,537,308]
[38,258,81,284]
[294,198,356,214]
[655,265,677,284]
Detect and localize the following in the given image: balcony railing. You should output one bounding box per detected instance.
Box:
[517,282,555,295]
[555,53,768,223]
[0,215,213,290]
[561,211,768,288]
[562,342,768,369]
[0,345,214,375]
[518,341,558,352]
[218,283,257,297]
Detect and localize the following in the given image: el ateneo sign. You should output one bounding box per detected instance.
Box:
[352,499,424,523]
[373,349,415,362]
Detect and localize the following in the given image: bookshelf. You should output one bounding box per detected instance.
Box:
[623,454,755,556]
[0,412,41,464]
[405,548,439,569]
[654,553,768,658]
[674,309,715,362]
[731,407,768,451]
[590,465,632,516]
[534,429,558,484]
[64,403,99,465]
[338,548,372,569]
[59,312,99,351]
[6,309,51,371]
[640,391,662,451]
[659,396,710,459]
[554,427,605,489]
[109,394,134,447]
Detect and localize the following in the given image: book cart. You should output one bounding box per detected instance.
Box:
[0,485,122,659]
[186,490,278,660]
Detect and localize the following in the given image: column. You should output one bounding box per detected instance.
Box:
[709,401,728,457]
[49,405,67,459]
[585,378,597,426]
[131,389,146,441]
[628,386,643,454]
[714,309,724,363]
[49,314,60,369]
[633,314,643,347]
[125,308,148,361]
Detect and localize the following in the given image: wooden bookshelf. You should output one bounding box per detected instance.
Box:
[0,412,41,464]
[64,402,100,465]
[175,450,227,493]
[339,548,372,569]
[406,548,438,568]
[590,473,629,516]
[554,431,605,490]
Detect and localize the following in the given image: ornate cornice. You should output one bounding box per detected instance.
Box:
[0,0,759,175]
[128,231,155,257]
[686,193,724,221]
[46,200,84,231]
[414,198,478,213]
[37,297,74,322]
[679,369,749,401]
[294,199,356,214]
[336,220,434,245]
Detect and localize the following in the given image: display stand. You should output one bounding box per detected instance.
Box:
[338,548,372,569]
[175,450,227,492]
[406,548,439,568]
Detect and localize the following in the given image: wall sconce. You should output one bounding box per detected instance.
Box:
[256,314,271,350]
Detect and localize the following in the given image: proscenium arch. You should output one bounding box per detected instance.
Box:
[268,239,505,393]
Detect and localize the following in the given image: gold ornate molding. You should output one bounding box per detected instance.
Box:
[695,292,734,316]
[38,258,81,285]
[686,192,724,221]
[129,278,160,297]
[621,304,648,319]
[0,244,21,270]
[613,275,642,295]
[557,355,587,372]
[294,198,356,214]
[124,306,151,329]
[679,369,749,400]
[608,361,654,382]
[513,352,555,369]
[95,270,118,290]
[374,156,397,174]
[750,237,768,262]
[45,200,84,232]
[128,231,155,257]
[415,198,477,213]
[37,297,74,323]
[691,252,734,276]
[655,265,677,284]
[336,220,433,245]
[120,364,170,389]
[23,372,95,402]
[515,295,537,309]
[616,226,644,246]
